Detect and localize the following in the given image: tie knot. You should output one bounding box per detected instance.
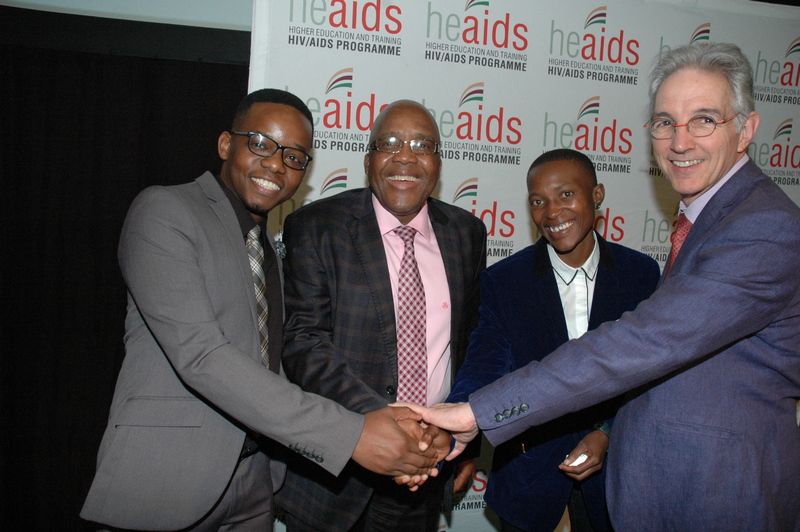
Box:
[393,225,417,244]
[247,225,261,244]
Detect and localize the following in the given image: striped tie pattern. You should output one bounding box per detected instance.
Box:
[393,225,427,406]
[246,226,269,368]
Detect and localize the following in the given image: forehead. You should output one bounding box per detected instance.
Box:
[528,159,594,190]
[238,102,312,139]
[373,104,439,139]
[655,68,732,116]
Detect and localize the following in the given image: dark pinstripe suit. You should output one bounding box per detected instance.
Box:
[275,187,486,531]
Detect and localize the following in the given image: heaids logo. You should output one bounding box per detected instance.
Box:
[655,23,712,60]
[320,168,349,195]
[753,37,800,105]
[287,0,402,56]
[436,82,523,165]
[309,68,388,153]
[542,96,634,165]
[690,23,711,44]
[452,177,516,250]
[423,1,529,71]
[547,6,640,85]
[748,118,800,185]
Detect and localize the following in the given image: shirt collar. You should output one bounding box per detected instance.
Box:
[547,231,600,283]
[372,193,432,242]
[680,154,749,223]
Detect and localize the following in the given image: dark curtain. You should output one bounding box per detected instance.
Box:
[1,28,248,530]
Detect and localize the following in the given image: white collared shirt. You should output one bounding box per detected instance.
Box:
[547,234,600,340]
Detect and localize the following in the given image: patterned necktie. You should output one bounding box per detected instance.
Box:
[246,226,269,368]
[393,225,427,405]
[665,213,692,276]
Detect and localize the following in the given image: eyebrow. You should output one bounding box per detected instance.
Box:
[652,107,725,119]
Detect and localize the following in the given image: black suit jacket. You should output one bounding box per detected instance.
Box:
[276,187,486,530]
[449,235,659,532]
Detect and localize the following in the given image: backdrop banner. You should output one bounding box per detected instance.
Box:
[250,1,800,530]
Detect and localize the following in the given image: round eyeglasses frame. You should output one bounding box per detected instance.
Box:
[643,113,740,140]
[230,131,313,170]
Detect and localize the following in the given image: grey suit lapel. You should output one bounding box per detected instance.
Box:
[195,172,262,354]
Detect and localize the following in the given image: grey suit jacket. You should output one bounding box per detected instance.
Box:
[275,187,486,530]
[470,160,800,531]
[81,173,364,530]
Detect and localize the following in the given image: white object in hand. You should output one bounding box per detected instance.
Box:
[568,453,588,466]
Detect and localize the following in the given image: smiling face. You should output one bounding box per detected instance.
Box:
[364,101,441,225]
[652,67,758,206]
[218,102,312,223]
[527,159,604,268]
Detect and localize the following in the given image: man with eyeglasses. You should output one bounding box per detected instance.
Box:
[275,100,487,532]
[398,43,800,530]
[81,90,443,532]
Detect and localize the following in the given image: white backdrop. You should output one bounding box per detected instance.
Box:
[249,1,800,530]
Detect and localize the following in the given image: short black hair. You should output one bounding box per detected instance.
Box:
[231,88,314,134]
[528,148,597,186]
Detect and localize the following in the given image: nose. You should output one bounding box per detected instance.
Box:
[669,124,695,153]
[391,141,419,163]
[545,201,563,219]
[260,151,286,172]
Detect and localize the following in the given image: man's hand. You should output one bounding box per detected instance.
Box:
[393,420,452,490]
[453,459,474,493]
[558,429,609,481]
[351,406,438,478]
[392,402,479,460]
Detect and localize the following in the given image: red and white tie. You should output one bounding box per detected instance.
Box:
[665,213,692,277]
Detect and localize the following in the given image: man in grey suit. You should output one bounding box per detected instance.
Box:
[402,43,800,531]
[80,89,440,532]
[275,100,487,532]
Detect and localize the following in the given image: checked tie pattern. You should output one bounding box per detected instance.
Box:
[393,225,428,406]
[246,226,269,368]
[665,213,693,277]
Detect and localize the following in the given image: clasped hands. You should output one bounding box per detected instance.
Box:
[351,403,480,491]
[351,406,452,491]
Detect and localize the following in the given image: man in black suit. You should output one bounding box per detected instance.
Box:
[276,100,487,532]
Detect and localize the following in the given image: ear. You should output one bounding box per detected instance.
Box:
[218,131,232,161]
[593,183,605,209]
[737,111,760,153]
[364,151,371,176]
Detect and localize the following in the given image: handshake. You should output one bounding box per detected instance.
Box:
[350,402,479,490]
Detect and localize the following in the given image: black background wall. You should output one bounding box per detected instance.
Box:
[1,6,249,529]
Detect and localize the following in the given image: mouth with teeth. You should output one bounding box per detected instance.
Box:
[251,176,280,191]
[672,159,703,168]
[547,220,574,234]
[387,175,420,183]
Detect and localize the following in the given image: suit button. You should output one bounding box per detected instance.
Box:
[511,406,520,416]
[502,409,511,419]
[494,413,504,422]
[386,386,396,395]
[520,403,529,413]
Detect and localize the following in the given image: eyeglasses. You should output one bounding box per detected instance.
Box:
[230,131,313,170]
[644,113,740,139]
[369,136,440,156]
